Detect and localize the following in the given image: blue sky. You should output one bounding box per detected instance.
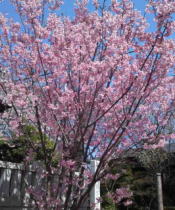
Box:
[0,0,146,16]
[0,0,154,30]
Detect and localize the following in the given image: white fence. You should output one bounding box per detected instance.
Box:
[0,160,100,210]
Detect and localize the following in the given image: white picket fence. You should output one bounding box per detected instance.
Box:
[0,160,100,210]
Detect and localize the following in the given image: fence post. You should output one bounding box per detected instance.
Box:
[157,173,164,210]
[90,160,100,210]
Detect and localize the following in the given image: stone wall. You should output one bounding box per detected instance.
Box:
[0,160,100,210]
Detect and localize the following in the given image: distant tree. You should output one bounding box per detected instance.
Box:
[101,155,156,210]
[138,148,170,210]
[137,148,169,175]
[102,149,175,210]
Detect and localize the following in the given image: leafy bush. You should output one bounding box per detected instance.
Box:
[0,125,60,165]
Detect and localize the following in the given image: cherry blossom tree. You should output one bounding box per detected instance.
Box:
[0,0,175,209]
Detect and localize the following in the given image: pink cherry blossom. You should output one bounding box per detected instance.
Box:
[0,0,175,209]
